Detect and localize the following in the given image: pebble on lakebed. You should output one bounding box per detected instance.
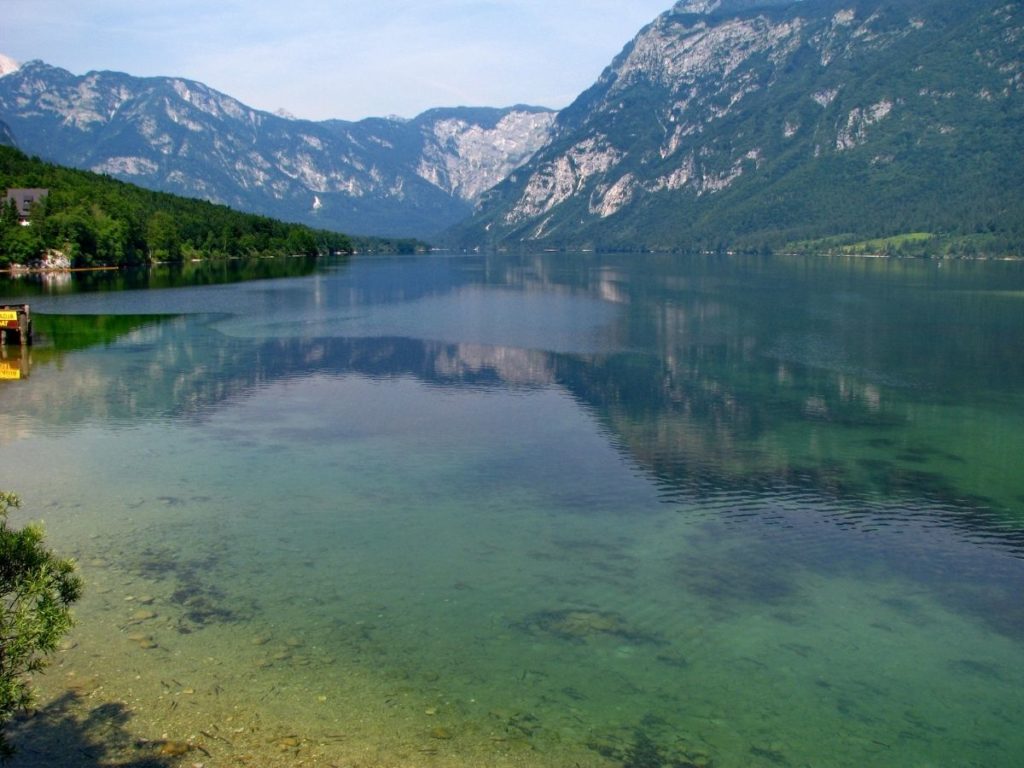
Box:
[156,740,192,756]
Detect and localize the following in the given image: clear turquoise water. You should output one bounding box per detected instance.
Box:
[1,253,1023,767]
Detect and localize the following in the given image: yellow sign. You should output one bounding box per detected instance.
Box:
[0,363,21,380]
[0,311,19,322]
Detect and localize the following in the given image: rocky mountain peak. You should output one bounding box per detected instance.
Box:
[416,108,557,203]
[0,53,19,78]
[673,0,804,14]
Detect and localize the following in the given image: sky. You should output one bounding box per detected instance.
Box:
[0,1,674,122]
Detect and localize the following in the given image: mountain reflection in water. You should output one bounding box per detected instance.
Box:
[1,252,1022,767]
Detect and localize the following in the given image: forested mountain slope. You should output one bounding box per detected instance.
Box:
[0,146,359,267]
[449,0,1024,255]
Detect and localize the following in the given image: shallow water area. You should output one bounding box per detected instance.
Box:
[2,253,1023,767]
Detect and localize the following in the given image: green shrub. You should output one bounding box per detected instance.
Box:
[0,491,82,760]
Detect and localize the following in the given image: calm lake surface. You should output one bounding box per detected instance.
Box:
[1,253,1023,767]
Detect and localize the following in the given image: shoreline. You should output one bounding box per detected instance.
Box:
[0,266,120,275]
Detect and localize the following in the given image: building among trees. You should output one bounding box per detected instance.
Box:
[3,188,48,224]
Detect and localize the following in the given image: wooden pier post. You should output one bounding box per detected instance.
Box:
[0,305,32,347]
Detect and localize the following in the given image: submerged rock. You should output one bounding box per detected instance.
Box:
[518,608,661,644]
[156,740,192,756]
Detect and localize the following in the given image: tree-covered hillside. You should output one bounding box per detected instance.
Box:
[0,146,357,268]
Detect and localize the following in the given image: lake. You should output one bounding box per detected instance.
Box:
[1,252,1023,767]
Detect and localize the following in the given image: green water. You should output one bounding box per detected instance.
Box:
[1,253,1022,767]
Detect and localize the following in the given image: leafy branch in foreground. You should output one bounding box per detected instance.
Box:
[0,491,82,760]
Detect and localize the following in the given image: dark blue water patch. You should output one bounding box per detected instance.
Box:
[673,544,800,617]
[948,658,1007,681]
[647,440,1024,560]
[544,536,640,586]
[674,490,1024,640]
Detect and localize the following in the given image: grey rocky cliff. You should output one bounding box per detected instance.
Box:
[0,119,15,147]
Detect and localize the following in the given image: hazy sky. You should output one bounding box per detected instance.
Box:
[1,1,673,122]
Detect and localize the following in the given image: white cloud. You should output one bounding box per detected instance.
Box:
[0,0,672,120]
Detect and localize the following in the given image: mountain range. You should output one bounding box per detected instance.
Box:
[2,0,1022,254]
[0,58,553,238]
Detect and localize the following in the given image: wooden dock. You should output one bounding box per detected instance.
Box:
[0,304,32,347]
